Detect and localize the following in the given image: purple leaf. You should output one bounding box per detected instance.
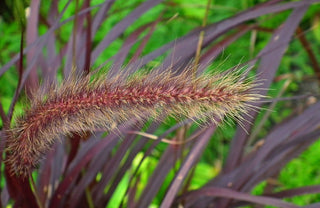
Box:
[134,143,180,208]
[267,184,320,199]
[225,4,309,172]
[177,187,299,208]
[25,0,40,91]
[91,0,164,63]
[160,126,216,208]
[49,135,118,208]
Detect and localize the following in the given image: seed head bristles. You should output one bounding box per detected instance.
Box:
[5,67,262,177]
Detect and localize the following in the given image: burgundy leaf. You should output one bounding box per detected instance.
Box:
[160,126,216,208]
[177,187,299,208]
[225,4,309,172]
[91,0,164,62]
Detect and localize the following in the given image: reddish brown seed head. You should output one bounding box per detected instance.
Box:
[5,69,261,177]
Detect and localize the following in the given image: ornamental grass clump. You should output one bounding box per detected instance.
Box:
[1,0,320,207]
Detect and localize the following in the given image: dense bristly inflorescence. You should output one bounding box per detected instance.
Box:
[6,69,260,177]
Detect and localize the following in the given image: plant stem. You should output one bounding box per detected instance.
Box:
[29,175,44,208]
[193,0,212,76]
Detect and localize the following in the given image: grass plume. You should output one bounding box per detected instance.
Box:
[5,68,261,177]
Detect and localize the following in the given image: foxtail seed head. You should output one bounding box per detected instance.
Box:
[5,69,261,177]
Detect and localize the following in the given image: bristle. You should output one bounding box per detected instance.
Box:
[5,68,262,177]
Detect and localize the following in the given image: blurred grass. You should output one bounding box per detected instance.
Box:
[0,0,320,206]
